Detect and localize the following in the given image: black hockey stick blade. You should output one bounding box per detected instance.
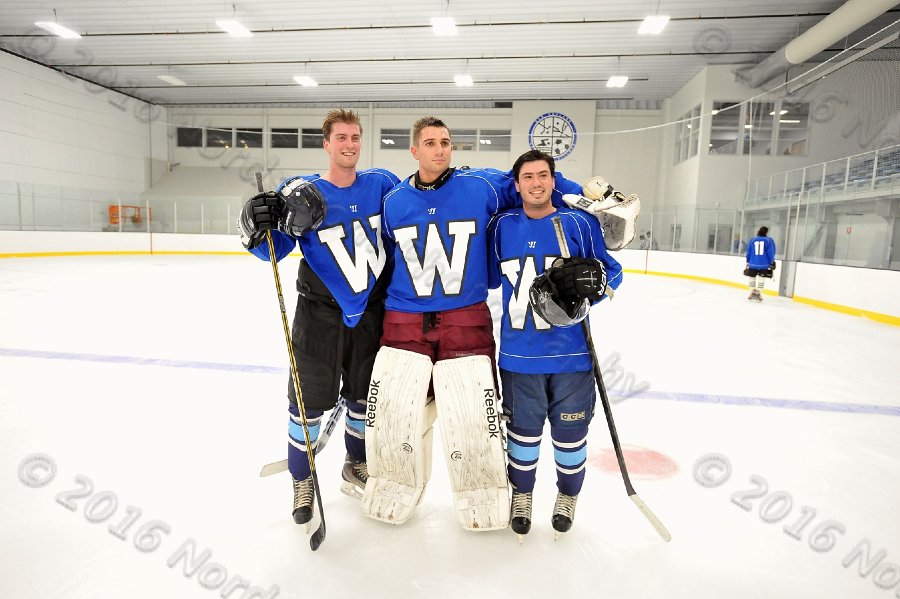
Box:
[309,479,327,551]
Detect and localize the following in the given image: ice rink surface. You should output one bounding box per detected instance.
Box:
[1,254,898,599]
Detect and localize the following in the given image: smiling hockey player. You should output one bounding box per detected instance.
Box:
[237,109,398,527]
[488,150,622,541]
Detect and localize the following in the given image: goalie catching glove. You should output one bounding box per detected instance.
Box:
[528,257,607,327]
[562,176,641,251]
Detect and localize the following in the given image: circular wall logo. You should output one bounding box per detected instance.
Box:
[528,112,577,159]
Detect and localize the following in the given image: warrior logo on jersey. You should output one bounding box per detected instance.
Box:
[499,255,558,330]
[393,220,476,297]
[317,214,386,294]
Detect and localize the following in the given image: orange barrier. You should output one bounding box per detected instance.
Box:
[108,205,152,226]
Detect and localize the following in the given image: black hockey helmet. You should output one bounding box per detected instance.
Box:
[277,176,327,237]
[528,271,589,327]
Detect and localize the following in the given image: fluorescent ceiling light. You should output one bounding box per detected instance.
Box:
[216,19,252,38]
[382,139,395,145]
[779,119,801,123]
[769,109,788,115]
[606,75,629,88]
[479,139,492,144]
[431,17,457,36]
[34,21,81,39]
[744,124,753,129]
[293,75,318,87]
[454,74,473,87]
[157,75,187,86]
[638,15,670,35]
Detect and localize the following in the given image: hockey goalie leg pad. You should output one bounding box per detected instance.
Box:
[433,356,510,531]
[362,346,436,525]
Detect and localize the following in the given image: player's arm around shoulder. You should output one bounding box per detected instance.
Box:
[487,210,518,290]
[364,167,401,190]
[552,171,585,196]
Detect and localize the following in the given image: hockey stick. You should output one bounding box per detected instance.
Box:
[256,172,327,551]
[259,398,347,477]
[551,216,671,542]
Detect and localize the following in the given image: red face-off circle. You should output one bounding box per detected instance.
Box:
[589,445,678,480]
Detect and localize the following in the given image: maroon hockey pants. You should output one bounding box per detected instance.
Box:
[380,302,496,367]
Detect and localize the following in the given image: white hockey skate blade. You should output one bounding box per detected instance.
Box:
[340,480,364,499]
[362,347,436,525]
[433,355,510,531]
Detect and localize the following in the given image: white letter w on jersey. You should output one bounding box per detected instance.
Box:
[393,221,476,296]
[317,214,386,293]
[500,256,557,330]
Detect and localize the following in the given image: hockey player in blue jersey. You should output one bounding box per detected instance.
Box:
[361,116,634,531]
[745,226,777,301]
[236,109,399,526]
[488,150,622,540]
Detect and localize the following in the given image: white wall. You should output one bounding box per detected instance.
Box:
[0,51,167,193]
[593,110,662,208]
[166,106,520,187]
[162,102,665,204]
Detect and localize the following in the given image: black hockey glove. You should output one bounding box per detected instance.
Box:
[547,257,608,303]
[278,176,327,237]
[238,191,283,249]
[769,262,776,271]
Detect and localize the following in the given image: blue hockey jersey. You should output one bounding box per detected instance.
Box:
[746,235,776,269]
[381,168,582,313]
[248,168,400,327]
[488,207,623,374]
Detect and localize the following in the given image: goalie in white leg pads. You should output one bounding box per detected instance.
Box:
[433,356,510,531]
[362,346,436,525]
[563,176,641,251]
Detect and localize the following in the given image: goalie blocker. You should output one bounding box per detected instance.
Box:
[362,347,509,530]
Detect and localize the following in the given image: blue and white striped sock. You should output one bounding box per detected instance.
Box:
[506,425,543,493]
[552,425,588,496]
[288,404,323,481]
[344,400,366,462]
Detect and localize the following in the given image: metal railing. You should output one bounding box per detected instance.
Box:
[746,144,900,207]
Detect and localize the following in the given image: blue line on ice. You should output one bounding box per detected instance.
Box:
[3,347,898,417]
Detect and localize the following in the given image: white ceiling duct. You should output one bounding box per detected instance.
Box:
[736,0,900,88]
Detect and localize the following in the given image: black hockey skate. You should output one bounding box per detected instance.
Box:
[510,491,533,543]
[552,492,578,539]
[340,454,368,499]
[292,477,315,527]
